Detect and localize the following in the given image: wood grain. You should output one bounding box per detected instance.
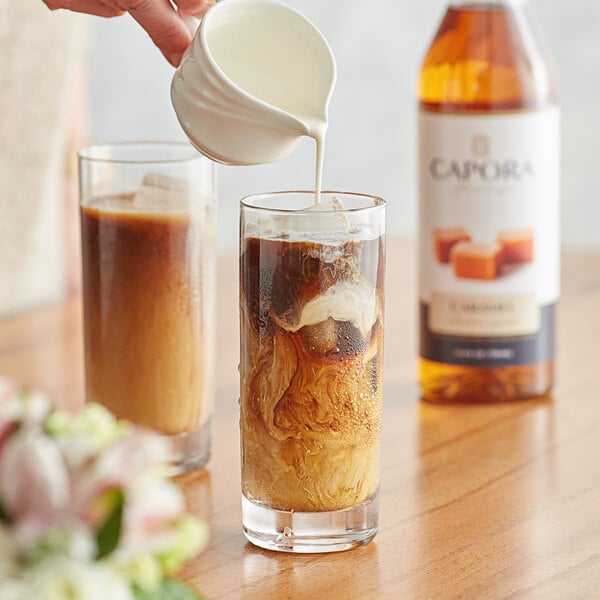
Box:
[0,240,599,599]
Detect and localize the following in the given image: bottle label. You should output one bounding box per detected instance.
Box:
[419,107,560,367]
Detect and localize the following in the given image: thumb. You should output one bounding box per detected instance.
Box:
[127,0,193,66]
[178,8,200,37]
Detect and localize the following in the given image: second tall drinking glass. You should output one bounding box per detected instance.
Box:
[239,191,385,552]
[79,142,216,474]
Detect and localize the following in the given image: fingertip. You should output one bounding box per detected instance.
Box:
[129,15,191,67]
[167,51,185,67]
[176,0,215,20]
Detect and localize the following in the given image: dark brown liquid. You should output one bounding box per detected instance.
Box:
[81,194,210,434]
[240,235,384,511]
[418,3,555,403]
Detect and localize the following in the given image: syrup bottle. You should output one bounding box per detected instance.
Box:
[417,0,560,402]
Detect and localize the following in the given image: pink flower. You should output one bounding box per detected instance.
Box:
[0,376,19,400]
[71,428,174,528]
[0,426,70,524]
[118,473,186,559]
[0,378,51,452]
[0,386,205,599]
[66,428,186,560]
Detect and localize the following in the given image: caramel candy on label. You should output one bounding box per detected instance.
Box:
[451,242,503,280]
[433,228,471,263]
[498,229,534,264]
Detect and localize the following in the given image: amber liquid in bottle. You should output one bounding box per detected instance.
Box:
[418,1,557,403]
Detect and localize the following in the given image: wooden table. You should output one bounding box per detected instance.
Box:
[1,240,599,599]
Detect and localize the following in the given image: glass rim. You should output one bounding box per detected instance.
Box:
[240,190,385,215]
[78,141,205,165]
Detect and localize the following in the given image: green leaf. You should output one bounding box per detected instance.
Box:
[133,580,203,600]
[0,499,9,523]
[96,489,125,559]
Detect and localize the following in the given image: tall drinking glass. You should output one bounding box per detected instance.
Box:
[239,191,385,552]
[79,142,216,473]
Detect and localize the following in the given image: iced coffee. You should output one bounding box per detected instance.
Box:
[79,144,215,472]
[239,191,385,552]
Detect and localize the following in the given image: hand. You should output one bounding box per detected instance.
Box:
[43,0,215,66]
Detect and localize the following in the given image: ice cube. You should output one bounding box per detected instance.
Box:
[243,195,362,243]
[299,318,338,356]
[133,172,193,211]
[269,195,351,241]
[305,195,345,212]
[246,215,286,240]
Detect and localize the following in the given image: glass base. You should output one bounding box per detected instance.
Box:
[167,417,211,475]
[242,492,378,553]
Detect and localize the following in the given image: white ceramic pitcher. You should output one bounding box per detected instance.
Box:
[171,0,336,166]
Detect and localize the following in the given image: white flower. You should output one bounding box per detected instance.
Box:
[19,390,53,423]
[117,553,163,590]
[12,522,96,564]
[0,426,70,523]
[0,383,207,599]
[0,379,51,448]
[66,525,97,562]
[25,557,134,600]
[47,404,129,470]
[0,578,32,600]
[158,515,209,575]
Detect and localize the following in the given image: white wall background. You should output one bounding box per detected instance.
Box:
[88,0,600,253]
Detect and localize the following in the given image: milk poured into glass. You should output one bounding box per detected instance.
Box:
[207,20,329,203]
[313,123,327,204]
[171,0,335,204]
